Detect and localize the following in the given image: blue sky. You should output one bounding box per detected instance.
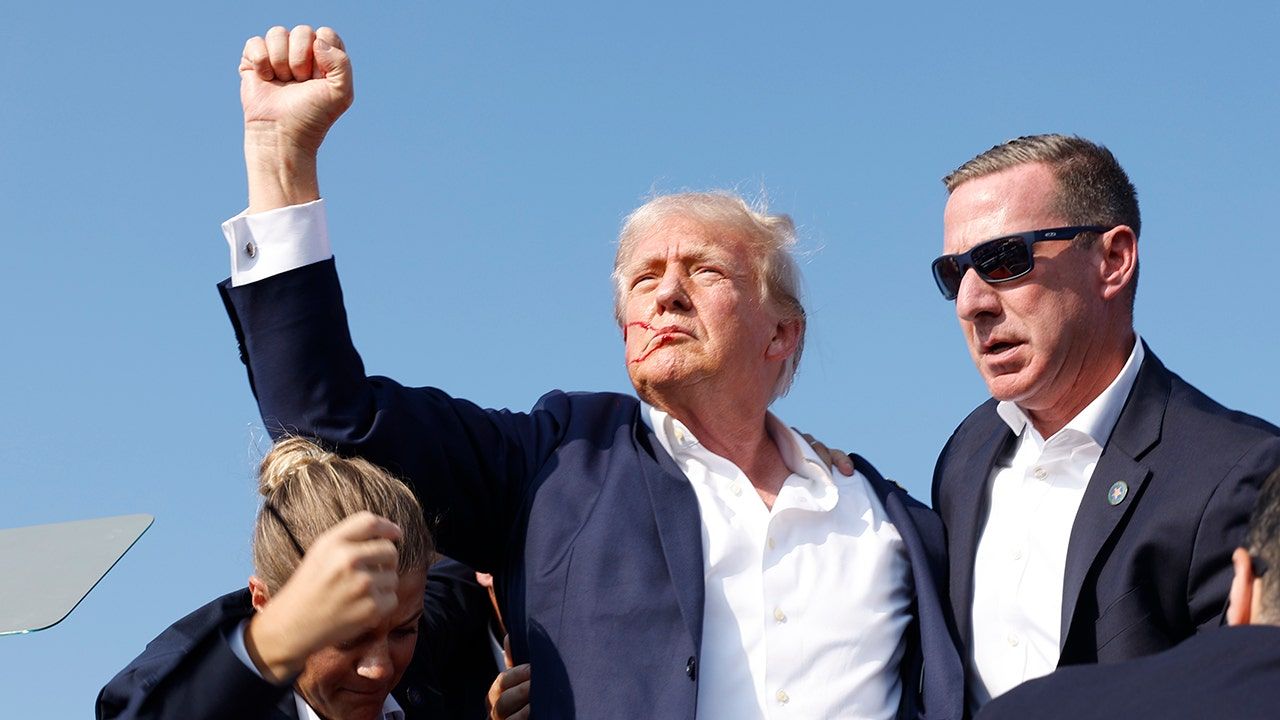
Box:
[3,3,1278,716]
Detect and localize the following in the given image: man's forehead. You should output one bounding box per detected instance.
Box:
[942,163,1063,251]
[628,216,746,261]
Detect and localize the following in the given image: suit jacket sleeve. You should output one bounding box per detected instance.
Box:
[96,593,292,720]
[219,259,571,571]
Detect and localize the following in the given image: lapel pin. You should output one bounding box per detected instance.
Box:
[1107,480,1129,506]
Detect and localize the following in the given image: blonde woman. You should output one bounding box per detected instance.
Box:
[99,438,438,720]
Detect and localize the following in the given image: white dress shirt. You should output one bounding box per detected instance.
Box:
[969,339,1144,705]
[228,618,405,720]
[222,201,915,719]
[643,404,912,720]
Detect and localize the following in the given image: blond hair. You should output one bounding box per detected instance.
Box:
[252,437,433,593]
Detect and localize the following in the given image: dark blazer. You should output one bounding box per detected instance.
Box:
[97,557,495,720]
[973,625,1280,720]
[218,259,965,719]
[933,346,1280,687]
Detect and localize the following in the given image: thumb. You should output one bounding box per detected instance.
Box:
[312,35,353,95]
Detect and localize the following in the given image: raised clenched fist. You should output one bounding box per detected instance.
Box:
[239,25,353,156]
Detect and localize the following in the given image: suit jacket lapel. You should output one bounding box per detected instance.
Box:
[634,418,706,652]
[948,421,1014,647]
[857,456,964,720]
[1059,349,1168,643]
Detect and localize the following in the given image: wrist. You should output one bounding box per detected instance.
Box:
[244,124,322,213]
[244,609,310,684]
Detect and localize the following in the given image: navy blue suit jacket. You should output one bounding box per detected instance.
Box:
[933,346,1280,688]
[97,557,494,720]
[218,259,965,719]
[974,625,1280,720]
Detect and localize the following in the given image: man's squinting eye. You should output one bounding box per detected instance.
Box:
[630,273,657,290]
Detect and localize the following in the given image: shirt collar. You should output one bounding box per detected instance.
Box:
[996,336,1145,447]
[296,693,403,720]
[639,402,833,489]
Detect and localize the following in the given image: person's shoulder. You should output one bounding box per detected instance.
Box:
[533,390,640,422]
[102,589,253,694]
[144,589,254,654]
[1162,368,1280,440]
[852,453,937,522]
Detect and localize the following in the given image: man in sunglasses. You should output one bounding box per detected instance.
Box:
[929,134,1280,711]
[974,464,1280,720]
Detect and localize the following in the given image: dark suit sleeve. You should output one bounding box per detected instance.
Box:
[97,604,292,720]
[219,259,571,571]
[1188,435,1280,630]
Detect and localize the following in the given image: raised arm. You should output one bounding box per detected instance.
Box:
[220,27,573,574]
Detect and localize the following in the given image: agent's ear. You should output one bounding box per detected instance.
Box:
[1097,225,1138,303]
[1227,548,1255,627]
[248,575,272,612]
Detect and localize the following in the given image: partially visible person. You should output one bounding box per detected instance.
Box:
[930,134,1280,710]
[97,438,476,720]
[407,558,502,719]
[975,464,1280,720]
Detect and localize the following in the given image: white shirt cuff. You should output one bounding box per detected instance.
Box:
[222,199,333,287]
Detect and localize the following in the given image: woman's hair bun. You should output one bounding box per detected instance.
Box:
[257,436,330,496]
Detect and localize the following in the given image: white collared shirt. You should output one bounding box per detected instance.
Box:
[969,339,1144,705]
[643,404,913,720]
[228,618,405,720]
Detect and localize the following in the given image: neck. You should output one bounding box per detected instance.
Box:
[1025,328,1136,438]
[647,387,791,505]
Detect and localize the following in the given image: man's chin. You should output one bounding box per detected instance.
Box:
[980,370,1033,404]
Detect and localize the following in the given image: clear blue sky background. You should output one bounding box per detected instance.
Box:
[2,3,1277,716]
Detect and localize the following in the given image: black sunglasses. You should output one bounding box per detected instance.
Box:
[931,225,1111,300]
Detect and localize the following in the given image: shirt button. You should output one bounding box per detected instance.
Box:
[243,241,257,259]
[767,537,776,550]
[776,690,790,704]
[1008,633,1020,647]
[674,427,686,443]
[1012,548,1023,561]
[730,483,743,496]
[773,607,787,623]
[1033,466,1047,480]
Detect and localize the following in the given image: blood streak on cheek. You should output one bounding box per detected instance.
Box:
[623,321,654,342]
[623,321,665,364]
[629,336,671,365]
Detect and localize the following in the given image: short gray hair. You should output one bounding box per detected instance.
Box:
[612,192,806,400]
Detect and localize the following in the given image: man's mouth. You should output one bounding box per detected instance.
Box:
[625,322,692,364]
[982,338,1021,356]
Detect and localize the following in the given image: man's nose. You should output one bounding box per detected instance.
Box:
[356,641,394,681]
[954,268,1001,322]
[655,268,691,312]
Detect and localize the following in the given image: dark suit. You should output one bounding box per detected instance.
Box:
[973,625,1280,720]
[97,557,495,720]
[933,345,1280,695]
[218,259,965,719]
